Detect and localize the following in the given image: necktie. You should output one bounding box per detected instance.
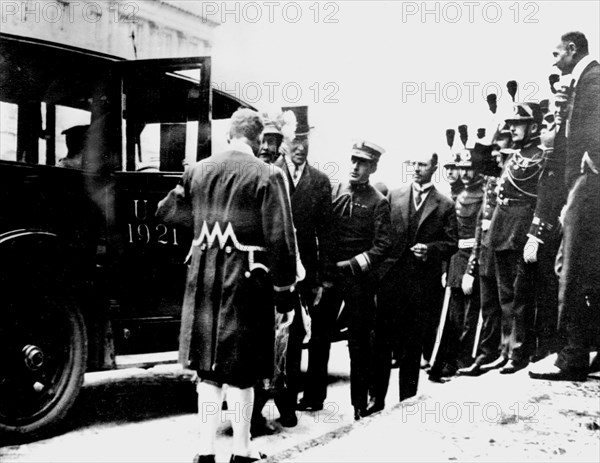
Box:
[416,188,424,206]
[293,166,299,180]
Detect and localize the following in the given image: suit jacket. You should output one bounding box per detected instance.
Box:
[565,60,600,190]
[377,184,457,283]
[275,156,334,287]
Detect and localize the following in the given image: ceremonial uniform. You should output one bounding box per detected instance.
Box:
[430,173,484,378]
[467,174,503,368]
[159,146,298,388]
[484,138,545,367]
[527,143,565,359]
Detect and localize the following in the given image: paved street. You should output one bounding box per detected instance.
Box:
[1,345,598,463]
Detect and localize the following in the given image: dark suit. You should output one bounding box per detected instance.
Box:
[556,59,600,373]
[373,184,457,402]
[274,157,334,407]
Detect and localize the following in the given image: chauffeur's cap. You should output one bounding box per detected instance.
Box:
[351,140,385,163]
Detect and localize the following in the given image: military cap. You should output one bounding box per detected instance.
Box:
[505,102,543,124]
[351,140,385,163]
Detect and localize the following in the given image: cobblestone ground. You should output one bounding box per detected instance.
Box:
[1,347,598,463]
[278,354,600,462]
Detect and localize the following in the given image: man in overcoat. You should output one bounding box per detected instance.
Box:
[157,109,297,463]
[530,31,600,381]
[274,107,334,417]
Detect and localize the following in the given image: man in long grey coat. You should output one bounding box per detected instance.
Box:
[157,109,297,463]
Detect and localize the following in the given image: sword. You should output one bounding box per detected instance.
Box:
[472,308,484,359]
[430,285,452,366]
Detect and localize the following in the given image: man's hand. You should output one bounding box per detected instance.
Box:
[276,309,295,331]
[441,272,447,288]
[336,260,359,277]
[300,304,312,344]
[523,237,540,263]
[481,219,491,232]
[410,243,428,261]
[461,274,474,295]
[581,151,599,174]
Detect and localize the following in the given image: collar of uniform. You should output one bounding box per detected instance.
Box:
[228,140,254,156]
[572,55,594,85]
[349,180,371,191]
[413,181,433,193]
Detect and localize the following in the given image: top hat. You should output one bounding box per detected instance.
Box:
[281,106,313,137]
[351,140,385,163]
[505,102,543,124]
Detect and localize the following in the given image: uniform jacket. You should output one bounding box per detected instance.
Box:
[330,181,393,272]
[564,60,600,190]
[157,149,297,384]
[485,141,544,252]
[377,184,457,283]
[275,157,334,286]
[469,175,498,278]
[528,146,565,243]
[447,178,484,287]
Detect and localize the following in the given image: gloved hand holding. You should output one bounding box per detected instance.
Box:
[461,274,474,295]
[523,237,540,263]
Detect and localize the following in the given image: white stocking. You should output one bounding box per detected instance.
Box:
[226,385,255,457]
[196,381,224,456]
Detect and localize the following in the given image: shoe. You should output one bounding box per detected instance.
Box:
[480,356,508,372]
[529,364,588,382]
[353,407,366,421]
[499,359,529,374]
[250,420,278,438]
[457,363,483,377]
[364,399,384,417]
[277,412,298,427]
[428,373,450,383]
[229,453,266,463]
[296,399,323,412]
[193,455,215,463]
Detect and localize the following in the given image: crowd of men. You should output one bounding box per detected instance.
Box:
[156,31,599,463]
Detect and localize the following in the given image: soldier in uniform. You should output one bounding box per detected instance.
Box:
[458,135,509,376]
[522,109,565,361]
[300,141,392,421]
[429,149,484,381]
[483,102,546,374]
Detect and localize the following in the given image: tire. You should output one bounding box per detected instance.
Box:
[0,290,87,441]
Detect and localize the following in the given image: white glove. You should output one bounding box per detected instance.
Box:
[523,237,540,263]
[461,274,474,296]
[441,272,447,288]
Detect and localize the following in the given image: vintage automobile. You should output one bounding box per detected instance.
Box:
[0,32,254,440]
